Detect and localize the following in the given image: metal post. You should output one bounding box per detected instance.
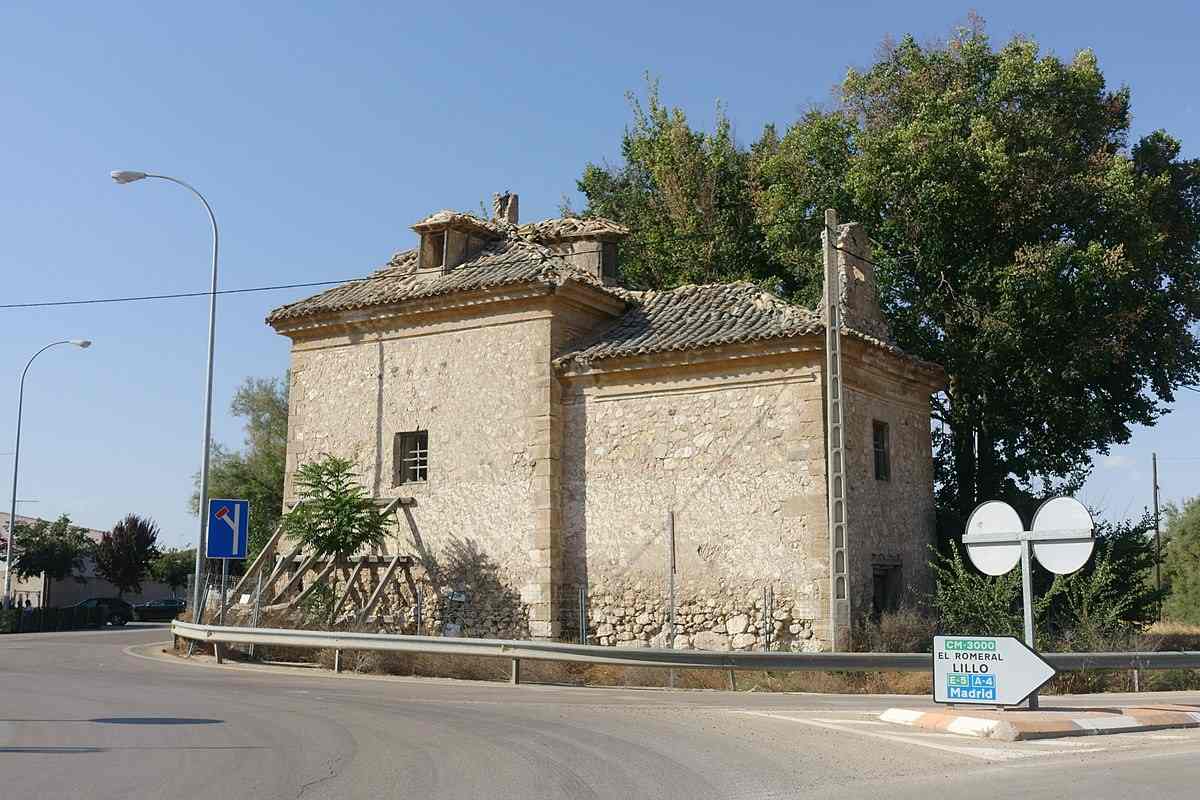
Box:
[1152,453,1161,623]
[248,569,263,659]
[667,510,676,642]
[110,172,219,622]
[578,584,587,644]
[219,558,229,626]
[1020,538,1038,710]
[763,586,774,651]
[3,340,90,608]
[414,586,423,635]
[667,510,677,689]
[510,657,520,685]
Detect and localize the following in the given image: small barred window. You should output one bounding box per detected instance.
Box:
[394,430,428,484]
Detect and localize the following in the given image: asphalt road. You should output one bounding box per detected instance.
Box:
[3,626,1200,799]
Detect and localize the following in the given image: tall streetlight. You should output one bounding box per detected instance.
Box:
[3,339,93,608]
[111,170,217,619]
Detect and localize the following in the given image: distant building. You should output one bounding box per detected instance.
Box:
[266,193,944,650]
[1,513,176,607]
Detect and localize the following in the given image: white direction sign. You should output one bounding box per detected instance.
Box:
[934,635,1056,706]
[955,495,1093,709]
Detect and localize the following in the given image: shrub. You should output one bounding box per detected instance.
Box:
[1163,497,1200,624]
[858,608,937,653]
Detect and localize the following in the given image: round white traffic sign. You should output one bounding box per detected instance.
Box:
[1030,496,1095,574]
[963,500,1023,576]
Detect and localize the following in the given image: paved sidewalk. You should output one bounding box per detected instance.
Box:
[881,703,1200,740]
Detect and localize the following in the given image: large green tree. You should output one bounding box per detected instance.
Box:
[578,24,1200,531]
[754,27,1200,529]
[94,514,160,597]
[1162,496,1200,624]
[191,375,288,560]
[10,515,92,607]
[573,78,776,293]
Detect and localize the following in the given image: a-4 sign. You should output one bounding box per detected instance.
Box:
[934,635,1056,706]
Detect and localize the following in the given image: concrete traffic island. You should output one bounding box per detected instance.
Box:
[881,704,1200,741]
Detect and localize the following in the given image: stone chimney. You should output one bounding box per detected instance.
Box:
[823,222,892,342]
[492,192,519,226]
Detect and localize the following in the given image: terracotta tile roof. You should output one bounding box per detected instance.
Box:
[266,238,619,325]
[265,209,938,375]
[410,210,504,237]
[554,283,822,366]
[554,282,942,374]
[517,217,630,242]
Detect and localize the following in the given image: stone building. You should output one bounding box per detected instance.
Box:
[266,193,944,650]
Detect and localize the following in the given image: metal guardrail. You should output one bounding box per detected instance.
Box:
[171,621,1200,683]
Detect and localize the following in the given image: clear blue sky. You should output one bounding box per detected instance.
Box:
[1,1,1197,548]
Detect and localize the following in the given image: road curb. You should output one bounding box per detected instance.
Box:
[880,705,1200,741]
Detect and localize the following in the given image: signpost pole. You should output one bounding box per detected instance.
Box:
[1019,539,1038,709]
[219,557,229,627]
[667,509,676,690]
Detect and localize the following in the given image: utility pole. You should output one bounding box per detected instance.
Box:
[1153,452,1162,621]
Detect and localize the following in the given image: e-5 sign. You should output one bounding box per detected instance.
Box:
[933,635,1055,706]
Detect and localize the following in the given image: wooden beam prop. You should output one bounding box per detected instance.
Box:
[358,554,404,623]
[331,559,368,621]
[400,563,419,600]
[269,551,319,606]
[229,501,302,599]
[257,542,304,604]
[287,557,339,609]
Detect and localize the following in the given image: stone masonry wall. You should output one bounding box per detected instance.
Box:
[843,346,939,620]
[285,310,546,633]
[561,352,832,651]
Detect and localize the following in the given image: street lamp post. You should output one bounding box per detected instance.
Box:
[3,339,93,608]
[111,170,218,620]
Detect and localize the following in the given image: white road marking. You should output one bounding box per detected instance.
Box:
[731,710,1040,761]
[812,718,885,725]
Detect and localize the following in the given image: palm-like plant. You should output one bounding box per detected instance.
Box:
[282,455,387,562]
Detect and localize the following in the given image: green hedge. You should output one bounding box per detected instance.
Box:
[0,606,105,633]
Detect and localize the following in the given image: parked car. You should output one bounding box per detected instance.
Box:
[132,597,186,622]
[73,597,135,626]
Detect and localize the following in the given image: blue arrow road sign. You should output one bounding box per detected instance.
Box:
[206,499,249,559]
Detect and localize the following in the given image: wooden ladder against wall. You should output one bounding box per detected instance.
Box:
[823,208,851,651]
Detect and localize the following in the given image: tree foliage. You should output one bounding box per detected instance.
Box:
[93,515,161,597]
[10,515,91,606]
[191,375,288,560]
[10,515,91,581]
[150,548,195,594]
[282,455,387,561]
[931,509,1161,644]
[1163,496,1200,624]
[576,22,1200,531]
[573,77,776,293]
